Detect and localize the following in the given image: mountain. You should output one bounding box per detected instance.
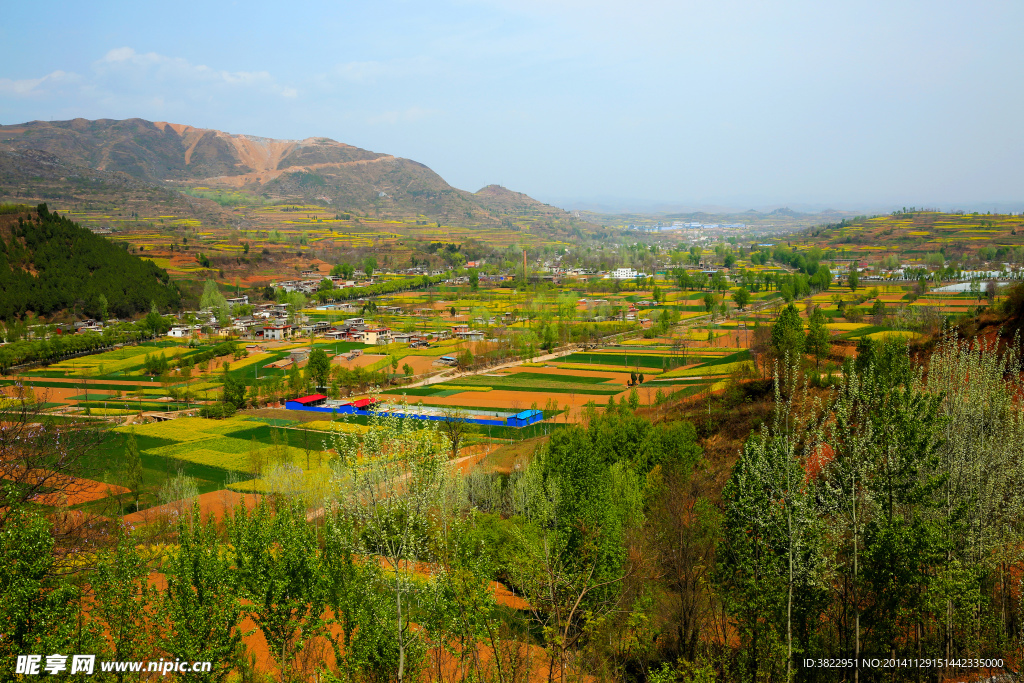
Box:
[473,184,554,215]
[0,118,583,230]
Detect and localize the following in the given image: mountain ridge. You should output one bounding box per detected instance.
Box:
[0,118,583,232]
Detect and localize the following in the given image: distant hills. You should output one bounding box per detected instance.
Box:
[0,118,584,230]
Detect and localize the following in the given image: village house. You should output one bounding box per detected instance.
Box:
[362,328,393,345]
[261,324,293,341]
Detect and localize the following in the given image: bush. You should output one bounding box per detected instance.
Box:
[1002,282,1024,334]
[199,402,236,419]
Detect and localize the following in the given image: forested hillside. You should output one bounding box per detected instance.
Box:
[0,204,180,320]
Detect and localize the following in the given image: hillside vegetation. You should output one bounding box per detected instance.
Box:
[796,208,1024,266]
[0,204,180,320]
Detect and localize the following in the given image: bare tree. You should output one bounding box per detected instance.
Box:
[0,383,109,559]
[326,412,461,683]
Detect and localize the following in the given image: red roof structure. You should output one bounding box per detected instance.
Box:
[292,394,328,405]
[349,398,378,409]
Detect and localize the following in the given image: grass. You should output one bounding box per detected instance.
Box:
[298,420,369,434]
[504,372,611,385]
[434,374,623,396]
[383,386,457,397]
[222,352,273,372]
[661,361,754,378]
[840,325,895,339]
[438,385,493,392]
[865,330,920,341]
[658,350,754,378]
[77,401,191,411]
[553,363,663,375]
[560,353,679,369]
[116,416,333,476]
[825,322,871,331]
[47,345,188,378]
[78,432,240,512]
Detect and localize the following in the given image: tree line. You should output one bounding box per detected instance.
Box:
[717,333,1024,680]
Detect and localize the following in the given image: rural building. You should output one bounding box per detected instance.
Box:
[262,325,293,341]
[507,409,544,428]
[285,394,327,409]
[607,268,644,280]
[363,328,393,345]
[167,325,199,338]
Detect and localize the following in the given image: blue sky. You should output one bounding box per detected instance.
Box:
[2,0,1022,211]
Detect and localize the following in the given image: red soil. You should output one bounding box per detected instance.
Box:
[123,489,262,526]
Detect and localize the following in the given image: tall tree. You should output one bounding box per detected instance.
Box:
[363,256,377,278]
[162,505,245,683]
[717,369,826,681]
[326,411,457,683]
[91,531,157,681]
[124,428,143,511]
[732,286,751,310]
[769,303,804,365]
[306,348,330,390]
[805,308,831,368]
[0,509,86,674]
[200,279,228,314]
[919,332,1024,653]
[229,500,325,679]
[823,358,948,664]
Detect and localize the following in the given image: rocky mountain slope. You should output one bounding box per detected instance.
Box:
[0,118,583,230]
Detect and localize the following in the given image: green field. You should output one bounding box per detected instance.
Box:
[429,372,624,396]
[109,416,333,487]
[561,352,684,369]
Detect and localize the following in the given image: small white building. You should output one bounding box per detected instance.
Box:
[607,268,647,280]
[167,325,199,338]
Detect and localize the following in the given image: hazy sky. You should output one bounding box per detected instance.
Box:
[2,0,1022,211]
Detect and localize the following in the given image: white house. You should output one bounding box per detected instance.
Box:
[607,268,646,280]
[167,325,199,338]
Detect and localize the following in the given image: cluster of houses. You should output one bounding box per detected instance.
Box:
[273,274,362,295]
[164,299,489,346]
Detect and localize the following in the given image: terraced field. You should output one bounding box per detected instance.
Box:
[421,370,625,396]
